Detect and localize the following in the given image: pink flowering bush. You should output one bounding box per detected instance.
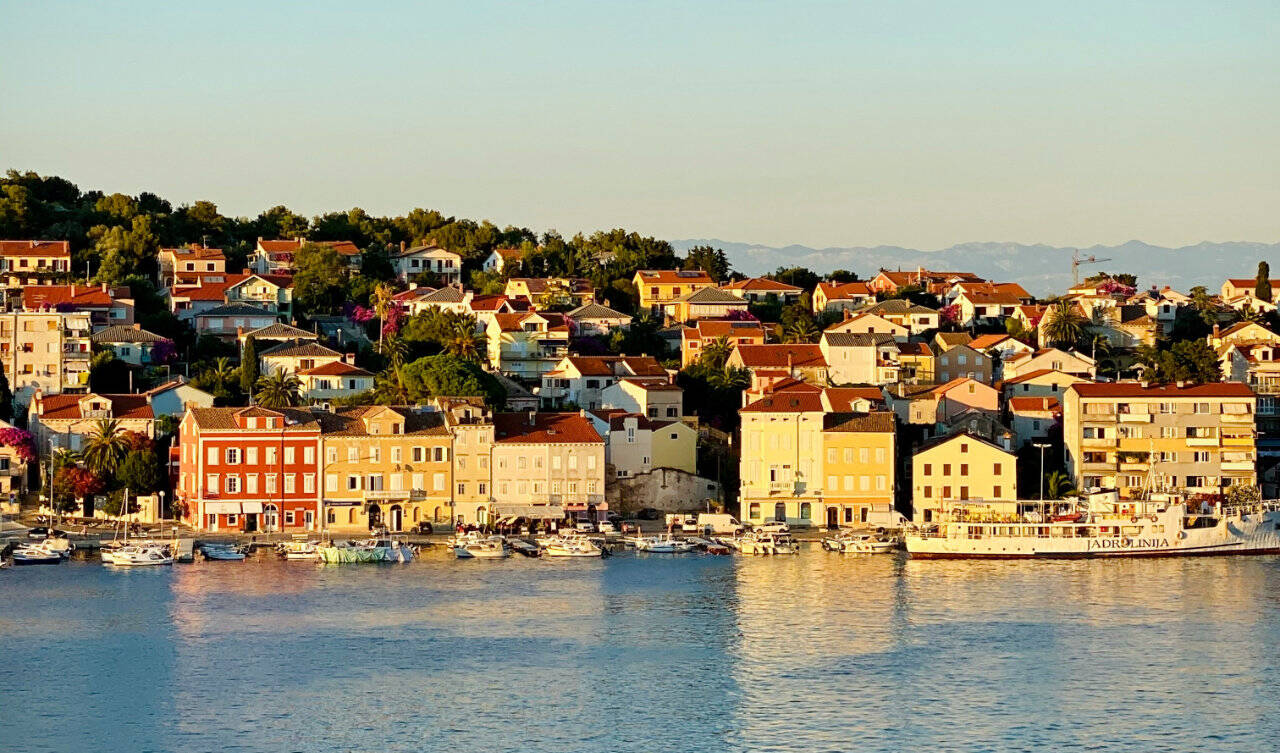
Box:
[940,304,960,326]
[382,302,406,337]
[0,427,37,463]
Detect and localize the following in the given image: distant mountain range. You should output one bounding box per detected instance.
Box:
[669,239,1280,296]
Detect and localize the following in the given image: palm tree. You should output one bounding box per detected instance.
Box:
[82,418,129,477]
[443,328,485,362]
[255,370,302,408]
[709,366,750,391]
[699,336,733,370]
[1042,301,1087,348]
[207,356,235,389]
[1046,471,1076,500]
[373,282,395,350]
[783,318,819,344]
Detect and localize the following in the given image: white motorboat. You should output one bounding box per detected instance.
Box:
[11,541,64,565]
[542,532,603,558]
[106,545,174,567]
[822,530,898,554]
[737,530,798,555]
[201,543,247,561]
[279,540,320,561]
[451,533,510,559]
[634,534,695,553]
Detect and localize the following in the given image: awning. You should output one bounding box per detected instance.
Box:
[241,502,264,514]
[205,502,241,514]
[492,504,565,519]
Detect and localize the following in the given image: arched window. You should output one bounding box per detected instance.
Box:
[799,502,811,521]
[348,508,356,524]
[434,506,443,522]
[412,507,420,522]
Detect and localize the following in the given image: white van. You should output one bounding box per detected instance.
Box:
[697,513,744,535]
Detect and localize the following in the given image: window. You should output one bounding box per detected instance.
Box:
[391,446,401,462]
[370,447,380,463]
[284,447,295,464]
[960,464,968,475]
[859,476,870,491]
[433,447,445,462]
[994,485,1002,497]
[304,447,315,464]
[943,464,951,475]
[457,482,465,496]
[799,502,811,520]
[347,475,360,490]
[266,474,277,493]
[226,448,240,465]
[960,443,969,453]
[433,472,445,491]
[923,485,932,498]
[284,475,296,493]
[749,502,761,519]
[413,447,424,463]
[827,448,837,464]
[325,474,337,492]
[247,447,258,464]
[285,511,295,525]
[266,447,277,464]
[303,475,315,493]
[225,475,240,493]
[206,474,219,494]
[923,463,932,475]
[207,446,219,464]
[247,475,258,494]
[960,486,969,499]
[943,485,952,498]
[227,514,237,526]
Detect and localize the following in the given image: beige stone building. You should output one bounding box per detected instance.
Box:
[0,311,92,408]
[491,411,606,521]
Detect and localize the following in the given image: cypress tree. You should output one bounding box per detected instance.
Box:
[1256,261,1272,303]
[240,335,259,397]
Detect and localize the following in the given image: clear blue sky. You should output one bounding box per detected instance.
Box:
[4,0,1278,249]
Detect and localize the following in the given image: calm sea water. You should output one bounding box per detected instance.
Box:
[3,546,1280,753]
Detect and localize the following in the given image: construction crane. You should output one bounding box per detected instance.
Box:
[1071,249,1112,287]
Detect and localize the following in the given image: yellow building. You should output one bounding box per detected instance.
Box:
[436,397,495,525]
[912,433,1018,523]
[319,406,453,533]
[1062,382,1257,496]
[738,384,896,528]
[633,269,714,313]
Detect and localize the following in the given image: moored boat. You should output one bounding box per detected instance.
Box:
[906,490,1280,559]
[822,530,898,554]
[542,532,603,558]
[451,532,510,559]
[11,541,64,565]
[105,544,174,567]
[634,534,695,553]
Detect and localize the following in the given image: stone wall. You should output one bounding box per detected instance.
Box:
[607,467,722,515]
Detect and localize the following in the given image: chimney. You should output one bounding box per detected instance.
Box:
[1176,380,1186,388]
[101,283,108,293]
[132,323,141,330]
[787,352,794,373]
[409,282,417,291]
[236,326,244,338]
[400,241,406,253]
[1212,323,1220,339]
[71,283,76,296]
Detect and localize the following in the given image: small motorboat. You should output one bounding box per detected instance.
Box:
[822,530,897,554]
[317,537,416,563]
[278,540,319,561]
[451,533,510,559]
[105,545,174,567]
[542,533,603,558]
[737,530,798,555]
[200,543,247,561]
[634,534,695,553]
[12,541,64,565]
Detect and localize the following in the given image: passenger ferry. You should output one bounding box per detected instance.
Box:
[906,489,1280,559]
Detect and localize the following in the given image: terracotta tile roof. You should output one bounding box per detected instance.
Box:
[1001,368,1073,385]
[0,240,71,257]
[24,285,130,309]
[91,325,168,344]
[866,299,938,315]
[508,277,592,295]
[1070,382,1256,398]
[243,323,316,340]
[469,294,514,312]
[635,269,715,285]
[196,303,278,318]
[316,407,448,436]
[732,344,827,369]
[932,377,990,396]
[36,393,153,421]
[822,411,895,432]
[825,387,887,409]
[562,355,666,377]
[618,377,681,391]
[493,412,603,444]
[493,312,569,333]
[897,342,933,357]
[953,281,1032,299]
[822,332,896,347]
[1008,396,1061,413]
[741,392,826,413]
[188,406,321,431]
[491,247,523,261]
[685,320,766,339]
[815,281,874,300]
[957,289,1024,305]
[721,277,802,293]
[567,302,629,320]
[298,361,372,377]
[934,332,972,349]
[679,287,746,304]
[968,334,1014,351]
[260,341,341,358]
[163,244,224,261]
[393,243,458,260]
[1226,278,1280,287]
[258,238,360,256]
[172,274,250,301]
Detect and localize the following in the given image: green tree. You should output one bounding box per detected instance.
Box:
[82,418,129,477]
[771,266,820,291]
[399,355,505,406]
[293,243,348,317]
[1041,301,1087,348]
[255,370,303,408]
[699,336,734,370]
[1257,261,1272,303]
[240,336,259,394]
[683,245,732,282]
[1046,471,1076,499]
[118,449,161,494]
[1135,339,1221,383]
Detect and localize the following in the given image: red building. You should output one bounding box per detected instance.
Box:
[177,406,322,532]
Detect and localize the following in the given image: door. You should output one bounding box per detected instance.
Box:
[263,505,278,531]
[244,514,258,533]
[826,506,839,529]
[774,502,786,523]
[368,504,382,530]
[389,505,403,532]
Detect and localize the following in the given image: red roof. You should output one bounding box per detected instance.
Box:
[35,393,153,421]
[494,412,603,444]
[685,320,767,340]
[1071,382,1256,398]
[298,361,373,377]
[258,238,360,257]
[825,387,886,409]
[163,244,224,261]
[741,392,826,413]
[1009,396,1061,413]
[469,294,514,312]
[815,281,874,299]
[0,240,71,258]
[732,344,827,369]
[24,284,131,309]
[492,312,569,333]
[721,277,802,293]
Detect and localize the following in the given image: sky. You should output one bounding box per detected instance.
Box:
[4,0,1279,250]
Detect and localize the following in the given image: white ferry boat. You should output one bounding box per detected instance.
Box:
[906,490,1280,559]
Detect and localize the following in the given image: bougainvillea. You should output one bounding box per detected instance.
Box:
[348,305,376,324]
[1097,280,1136,298]
[0,427,36,463]
[56,466,104,500]
[382,302,406,337]
[724,309,759,322]
[939,304,961,325]
[151,338,177,364]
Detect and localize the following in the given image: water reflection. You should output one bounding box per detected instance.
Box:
[2,550,1280,752]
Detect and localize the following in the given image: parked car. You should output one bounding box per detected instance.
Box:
[636,508,662,520]
[755,519,790,534]
[597,521,617,534]
[413,522,434,535]
[574,519,596,533]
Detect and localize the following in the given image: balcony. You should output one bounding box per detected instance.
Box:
[1118,413,1152,423]
[1119,461,1149,472]
[1081,461,1114,472]
[1221,413,1255,423]
[1186,437,1220,447]
[1222,461,1256,471]
[1082,437,1117,448]
[1222,436,1255,447]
